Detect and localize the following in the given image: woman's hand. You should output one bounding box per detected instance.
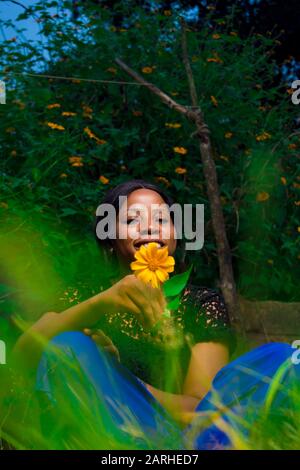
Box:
[101,274,167,331]
[83,328,120,362]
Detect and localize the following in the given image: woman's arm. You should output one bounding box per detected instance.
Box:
[143,382,200,428]
[11,290,113,373]
[11,274,166,374]
[182,342,229,399]
[143,342,229,427]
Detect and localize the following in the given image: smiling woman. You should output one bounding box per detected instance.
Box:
[9,179,300,450]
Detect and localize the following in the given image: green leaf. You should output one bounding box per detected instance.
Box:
[163,264,193,298]
[166,295,181,310]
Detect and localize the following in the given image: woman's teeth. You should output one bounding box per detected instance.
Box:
[136,242,162,249]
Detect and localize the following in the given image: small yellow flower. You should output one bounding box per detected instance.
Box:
[84,127,107,145]
[170,91,179,96]
[256,132,271,142]
[294,201,300,206]
[210,95,218,107]
[256,192,270,202]
[106,67,117,74]
[230,31,238,37]
[298,227,300,233]
[99,175,109,184]
[62,111,77,117]
[220,155,229,162]
[165,123,181,128]
[5,127,15,133]
[141,67,153,74]
[281,176,287,185]
[45,122,65,131]
[130,242,175,289]
[267,259,274,265]
[47,103,61,109]
[212,34,221,39]
[10,150,17,157]
[69,156,83,167]
[288,143,297,150]
[175,167,187,174]
[60,173,68,178]
[164,10,172,16]
[225,132,233,139]
[173,146,188,155]
[155,176,171,187]
[207,55,223,64]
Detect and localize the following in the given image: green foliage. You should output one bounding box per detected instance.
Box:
[0,1,299,298]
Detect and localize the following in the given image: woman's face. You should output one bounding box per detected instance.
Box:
[112,188,177,268]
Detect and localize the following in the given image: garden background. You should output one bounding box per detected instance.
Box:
[0,0,300,351]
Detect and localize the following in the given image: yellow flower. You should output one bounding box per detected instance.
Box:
[165,122,181,128]
[288,143,297,150]
[298,227,300,233]
[207,55,223,64]
[155,176,171,187]
[256,191,270,202]
[45,122,65,131]
[175,167,187,174]
[84,127,107,145]
[173,146,188,155]
[62,111,77,117]
[210,95,218,107]
[60,173,68,178]
[47,103,61,109]
[69,156,83,167]
[225,132,233,139]
[281,176,287,185]
[130,242,175,289]
[141,67,153,74]
[10,150,17,157]
[220,155,229,162]
[230,31,238,37]
[212,34,221,39]
[294,201,300,206]
[164,10,172,16]
[256,132,271,142]
[99,175,109,184]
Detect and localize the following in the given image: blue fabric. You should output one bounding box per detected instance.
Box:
[35,332,300,450]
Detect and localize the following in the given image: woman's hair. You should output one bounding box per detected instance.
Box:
[94,179,186,278]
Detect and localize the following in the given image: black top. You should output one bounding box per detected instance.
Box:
[97,284,236,393]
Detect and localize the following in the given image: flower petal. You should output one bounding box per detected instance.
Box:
[156,268,169,283]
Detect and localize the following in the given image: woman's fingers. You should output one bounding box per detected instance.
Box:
[87,330,121,362]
